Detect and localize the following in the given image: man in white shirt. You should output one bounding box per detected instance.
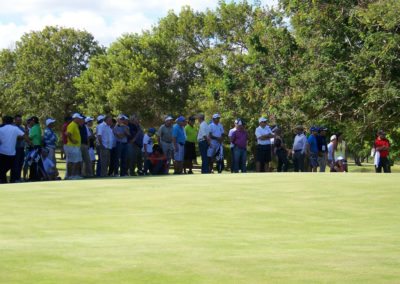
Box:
[291,125,307,172]
[207,113,225,173]
[97,115,114,177]
[197,114,210,174]
[255,117,274,172]
[0,116,26,183]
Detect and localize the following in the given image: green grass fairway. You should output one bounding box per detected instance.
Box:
[1,174,399,283]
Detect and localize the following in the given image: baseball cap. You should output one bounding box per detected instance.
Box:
[212,113,221,119]
[85,117,94,123]
[117,114,128,120]
[319,126,328,132]
[148,127,156,134]
[258,117,267,123]
[330,135,337,141]
[336,156,344,161]
[45,118,56,126]
[310,126,318,132]
[165,116,173,122]
[235,118,243,126]
[176,116,186,123]
[97,115,105,122]
[72,113,83,119]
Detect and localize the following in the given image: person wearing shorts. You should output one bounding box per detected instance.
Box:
[172,116,186,174]
[255,117,274,172]
[207,114,225,173]
[65,113,84,179]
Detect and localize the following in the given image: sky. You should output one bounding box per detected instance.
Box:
[0,0,277,50]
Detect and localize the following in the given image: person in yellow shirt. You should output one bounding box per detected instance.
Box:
[65,113,84,179]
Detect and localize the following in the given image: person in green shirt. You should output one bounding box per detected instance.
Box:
[29,116,42,149]
[184,116,198,174]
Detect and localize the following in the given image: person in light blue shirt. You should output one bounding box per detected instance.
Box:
[307,126,319,172]
[172,116,187,174]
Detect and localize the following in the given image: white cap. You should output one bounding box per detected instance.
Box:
[165,116,173,122]
[330,135,337,141]
[45,118,56,126]
[85,117,94,123]
[117,114,128,120]
[259,117,267,123]
[97,115,105,122]
[72,113,83,119]
[212,113,221,119]
[336,156,344,161]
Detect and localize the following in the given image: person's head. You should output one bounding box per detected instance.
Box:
[104,116,112,126]
[212,113,221,123]
[318,127,328,136]
[258,117,268,127]
[377,130,386,139]
[188,116,195,126]
[310,126,318,136]
[236,118,245,130]
[197,114,205,123]
[335,156,344,168]
[117,114,128,125]
[97,114,105,124]
[26,118,33,128]
[330,135,337,145]
[72,113,84,125]
[273,126,281,135]
[85,117,94,127]
[148,127,156,136]
[2,115,13,125]
[30,116,39,125]
[176,116,186,127]
[45,118,56,129]
[295,125,304,134]
[164,116,174,127]
[14,115,22,126]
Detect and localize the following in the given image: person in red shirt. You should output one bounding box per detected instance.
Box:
[374,130,391,173]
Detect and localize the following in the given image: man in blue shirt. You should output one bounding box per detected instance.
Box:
[172,116,186,174]
[316,127,328,172]
[307,126,319,172]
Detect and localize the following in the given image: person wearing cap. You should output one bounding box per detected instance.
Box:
[335,133,348,172]
[97,115,114,177]
[197,114,210,173]
[108,118,119,176]
[40,148,60,180]
[29,116,42,150]
[78,116,94,178]
[316,127,328,172]
[306,126,319,172]
[231,119,248,173]
[142,127,156,174]
[332,156,346,172]
[172,116,187,174]
[0,116,26,183]
[157,115,174,173]
[184,116,197,174]
[95,115,105,176]
[273,127,289,172]
[228,120,238,173]
[10,115,27,183]
[43,118,58,165]
[327,135,337,170]
[291,125,307,172]
[65,113,84,179]
[255,117,274,172]
[374,130,391,173]
[112,114,130,176]
[207,113,225,173]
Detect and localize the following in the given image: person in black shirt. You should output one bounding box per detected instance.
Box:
[316,127,328,172]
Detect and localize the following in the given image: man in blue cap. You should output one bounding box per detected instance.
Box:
[172,116,187,174]
[307,126,319,172]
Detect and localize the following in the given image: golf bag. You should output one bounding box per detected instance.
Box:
[24,149,47,181]
[215,144,224,173]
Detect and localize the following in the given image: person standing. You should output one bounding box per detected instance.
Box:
[273,127,289,172]
[207,114,225,173]
[228,120,238,173]
[172,116,187,174]
[374,130,391,173]
[65,113,84,179]
[157,116,174,173]
[255,117,274,172]
[97,116,114,177]
[142,127,156,174]
[127,115,143,176]
[197,114,210,174]
[95,115,105,177]
[108,119,118,176]
[29,116,42,149]
[10,115,26,183]
[184,116,197,174]
[43,118,58,164]
[0,116,26,183]
[291,126,307,172]
[231,119,248,173]
[316,127,328,172]
[327,135,337,170]
[307,126,319,172]
[113,114,130,176]
[85,117,96,176]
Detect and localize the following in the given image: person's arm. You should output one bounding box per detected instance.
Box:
[301,136,307,154]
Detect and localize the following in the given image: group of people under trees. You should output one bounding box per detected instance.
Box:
[0,112,392,183]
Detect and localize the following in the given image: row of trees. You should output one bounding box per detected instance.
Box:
[1,0,399,159]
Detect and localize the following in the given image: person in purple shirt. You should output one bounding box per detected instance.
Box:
[231,118,248,173]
